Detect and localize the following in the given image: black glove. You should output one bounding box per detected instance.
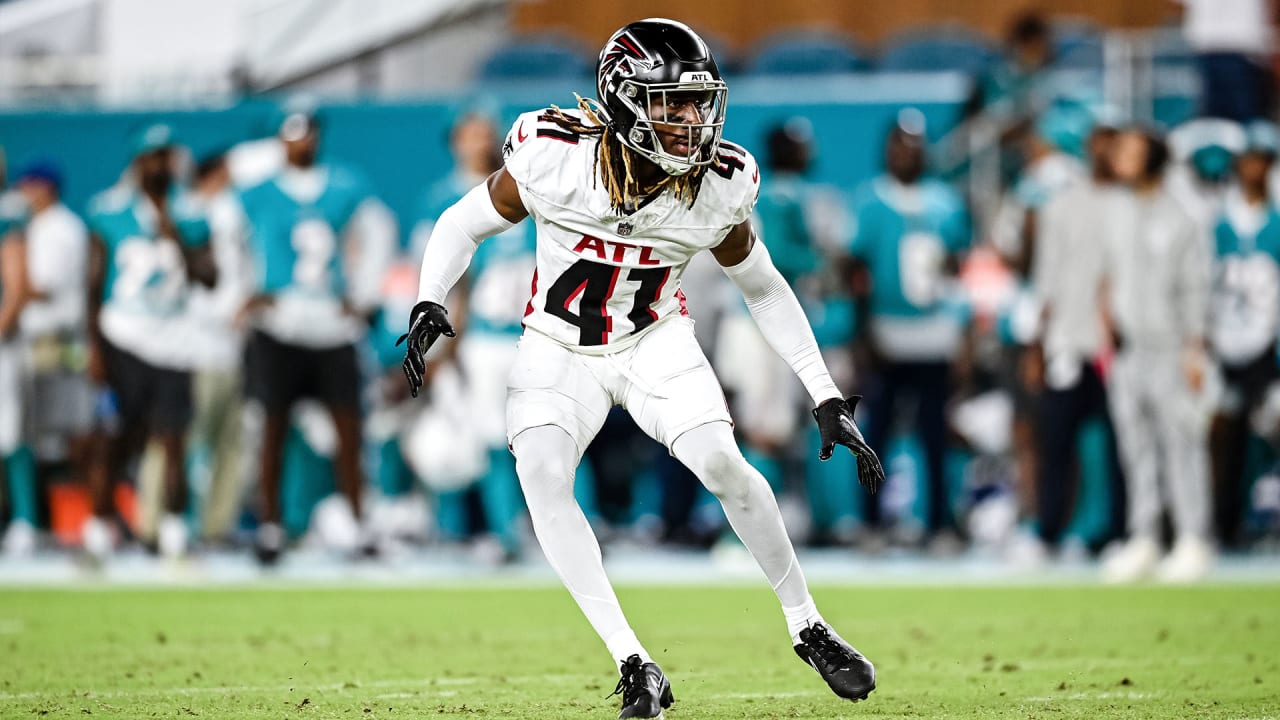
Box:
[813,395,884,494]
[395,301,455,398]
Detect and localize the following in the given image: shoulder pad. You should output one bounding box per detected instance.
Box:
[502,107,598,193]
[701,139,760,227]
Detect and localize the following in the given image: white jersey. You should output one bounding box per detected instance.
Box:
[501,108,759,354]
[19,202,89,338]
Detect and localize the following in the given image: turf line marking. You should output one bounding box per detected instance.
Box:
[1025,691,1156,702]
[708,691,823,700]
[0,673,604,702]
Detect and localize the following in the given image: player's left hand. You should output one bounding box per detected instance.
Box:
[396,301,455,398]
[813,396,883,494]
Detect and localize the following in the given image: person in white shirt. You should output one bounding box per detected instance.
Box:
[135,151,249,548]
[1028,119,1128,556]
[1101,128,1215,583]
[1208,121,1280,548]
[1167,118,1246,244]
[0,156,36,556]
[3,163,92,555]
[1178,0,1275,122]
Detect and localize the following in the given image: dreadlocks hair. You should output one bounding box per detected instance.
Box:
[544,94,710,215]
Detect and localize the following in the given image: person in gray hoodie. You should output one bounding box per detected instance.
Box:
[1101,128,1216,583]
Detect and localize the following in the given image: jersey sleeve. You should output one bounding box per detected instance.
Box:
[501,110,551,191]
[724,146,760,228]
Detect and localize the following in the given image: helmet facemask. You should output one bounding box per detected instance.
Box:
[611,78,727,176]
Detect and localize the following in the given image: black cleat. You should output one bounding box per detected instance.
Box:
[794,623,876,701]
[610,654,674,719]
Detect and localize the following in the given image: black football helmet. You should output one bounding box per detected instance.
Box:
[595,18,727,176]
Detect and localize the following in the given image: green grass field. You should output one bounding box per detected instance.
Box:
[1,584,1276,719]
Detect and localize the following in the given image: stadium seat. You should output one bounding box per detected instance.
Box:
[745,31,868,75]
[1151,29,1196,69]
[1052,20,1104,70]
[877,27,996,75]
[699,31,741,76]
[479,34,593,81]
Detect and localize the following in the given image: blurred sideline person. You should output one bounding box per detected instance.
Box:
[718,122,818,494]
[182,152,248,543]
[992,106,1088,278]
[1167,118,1246,238]
[747,119,860,543]
[1026,118,1126,558]
[408,111,534,560]
[991,106,1089,532]
[1101,129,1214,583]
[135,153,246,545]
[0,154,38,555]
[14,164,94,459]
[966,12,1054,123]
[1208,121,1280,548]
[238,110,395,564]
[1178,0,1275,122]
[5,164,92,555]
[401,19,885,716]
[85,124,217,560]
[847,110,970,548]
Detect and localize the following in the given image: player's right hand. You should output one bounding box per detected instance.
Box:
[396,300,455,398]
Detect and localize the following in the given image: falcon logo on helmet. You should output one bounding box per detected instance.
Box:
[599,30,658,84]
[593,18,728,177]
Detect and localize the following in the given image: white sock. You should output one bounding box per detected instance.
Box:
[671,424,822,646]
[782,596,825,644]
[605,629,652,666]
[513,427,651,668]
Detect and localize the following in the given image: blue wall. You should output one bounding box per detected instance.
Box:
[0,74,969,237]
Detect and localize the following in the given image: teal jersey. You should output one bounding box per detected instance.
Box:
[754,173,820,286]
[87,185,210,317]
[1210,201,1280,364]
[753,172,856,346]
[240,166,374,299]
[416,172,535,336]
[1214,206,1280,260]
[849,176,970,320]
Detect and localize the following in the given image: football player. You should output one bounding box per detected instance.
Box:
[3,163,92,556]
[85,124,217,560]
[0,151,39,556]
[238,110,396,564]
[847,111,970,547]
[1208,120,1280,549]
[401,19,883,717]
[183,151,249,543]
[1028,115,1127,556]
[1100,128,1213,583]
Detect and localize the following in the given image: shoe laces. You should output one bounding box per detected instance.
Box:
[608,655,645,704]
[806,624,854,668]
